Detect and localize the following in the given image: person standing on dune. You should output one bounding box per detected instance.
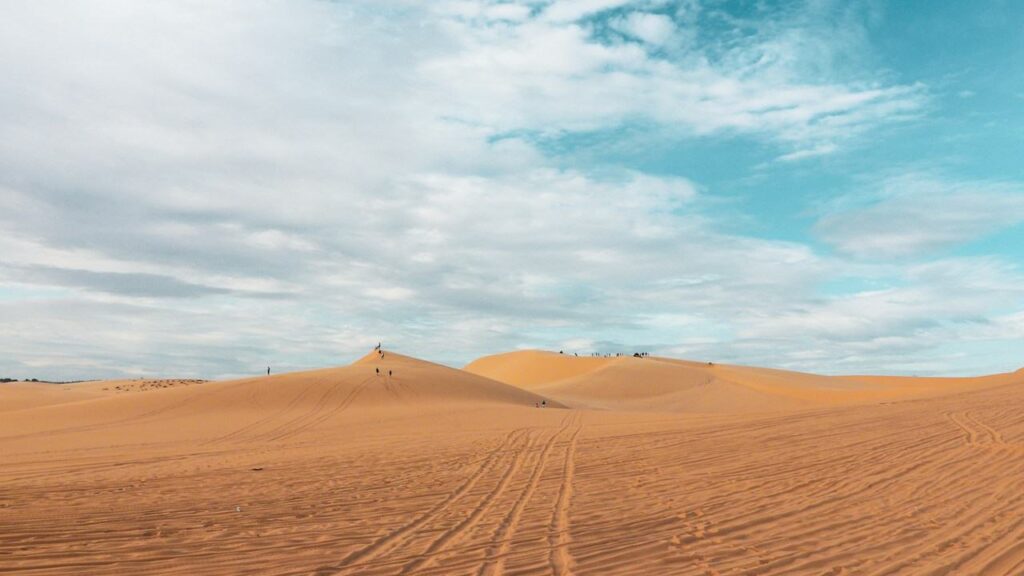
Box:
[267,366,270,376]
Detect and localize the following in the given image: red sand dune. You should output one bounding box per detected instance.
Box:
[3,349,1024,575]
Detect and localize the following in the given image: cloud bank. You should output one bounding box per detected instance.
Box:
[0,0,1020,380]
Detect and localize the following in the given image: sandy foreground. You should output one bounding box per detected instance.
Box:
[2,350,1023,575]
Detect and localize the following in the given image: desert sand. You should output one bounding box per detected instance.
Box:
[2,349,1024,575]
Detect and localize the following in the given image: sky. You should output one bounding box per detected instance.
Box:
[1,0,1022,380]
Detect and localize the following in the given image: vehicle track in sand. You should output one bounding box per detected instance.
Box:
[322,428,528,575]
[399,428,535,573]
[477,412,581,576]
[266,375,376,442]
[6,375,1024,575]
[203,376,327,446]
[946,411,1007,447]
[548,411,582,576]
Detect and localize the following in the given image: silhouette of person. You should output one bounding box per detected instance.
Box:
[376,367,380,375]
[267,366,270,375]
[388,370,392,378]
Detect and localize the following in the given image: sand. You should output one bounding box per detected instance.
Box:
[2,350,1024,574]
[467,350,1021,412]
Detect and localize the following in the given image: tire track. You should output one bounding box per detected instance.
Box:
[254,377,353,442]
[549,411,582,576]
[740,438,1011,575]
[400,429,535,573]
[267,375,375,442]
[962,411,1005,445]
[682,408,1017,575]
[203,376,326,446]
[946,411,1006,447]
[478,414,578,576]
[321,428,527,576]
[946,411,979,445]
[863,474,1024,576]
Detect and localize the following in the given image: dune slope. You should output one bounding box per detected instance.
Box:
[467,350,1022,413]
[0,381,106,412]
[0,350,560,449]
[3,351,1024,575]
[464,349,620,390]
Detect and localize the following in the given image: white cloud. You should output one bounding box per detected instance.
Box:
[611,12,677,45]
[815,173,1024,258]
[422,2,925,152]
[776,143,838,162]
[0,0,1015,380]
[728,257,1024,375]
[541,0,637,23]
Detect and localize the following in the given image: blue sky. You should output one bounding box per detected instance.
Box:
[1,0,1022,380]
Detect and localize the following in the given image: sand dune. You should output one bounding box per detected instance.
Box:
[466,349,1021,413]
[0,351,558,449]
[0,378,209,414]
[0,381,107,412]
[3,349,1024,575]
[464,350,621,390]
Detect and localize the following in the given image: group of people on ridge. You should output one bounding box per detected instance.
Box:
[373,343,391,377]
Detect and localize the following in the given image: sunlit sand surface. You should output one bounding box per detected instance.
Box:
[3,350,1023,574]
